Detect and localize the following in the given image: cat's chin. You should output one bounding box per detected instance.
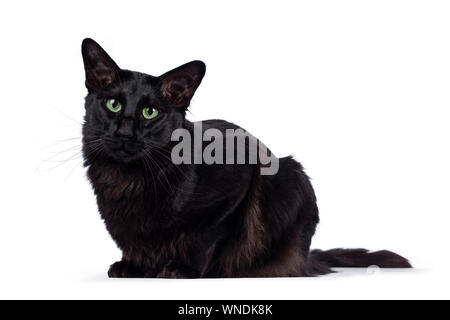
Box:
[104,149,143,164]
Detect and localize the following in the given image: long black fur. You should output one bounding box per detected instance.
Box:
[81,38,411,278]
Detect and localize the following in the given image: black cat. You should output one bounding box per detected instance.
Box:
[81,38,411,278]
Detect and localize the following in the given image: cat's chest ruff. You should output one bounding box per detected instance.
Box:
[89,163,146,201]
[88,162,173,229]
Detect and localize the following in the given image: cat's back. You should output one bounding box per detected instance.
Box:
[188,119,243,134]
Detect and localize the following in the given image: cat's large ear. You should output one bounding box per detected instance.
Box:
[81,38,120,92]
[159,61,206,108]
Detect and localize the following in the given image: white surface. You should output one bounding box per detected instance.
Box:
[0,0,449,299]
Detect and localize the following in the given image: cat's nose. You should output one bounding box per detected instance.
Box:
[116,120,134,139]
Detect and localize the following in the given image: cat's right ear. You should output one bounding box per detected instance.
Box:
[81,38,120,92]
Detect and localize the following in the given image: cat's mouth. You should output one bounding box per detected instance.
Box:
[116,149,134,158]
[102,138,143,163]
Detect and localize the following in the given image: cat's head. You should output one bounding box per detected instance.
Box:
[81,38,205,164]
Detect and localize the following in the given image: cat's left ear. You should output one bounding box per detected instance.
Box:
[159,61,206,108]
[81,38,120,92]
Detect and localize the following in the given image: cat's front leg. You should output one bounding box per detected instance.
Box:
[155,261,198,279]
[107,260,145,278]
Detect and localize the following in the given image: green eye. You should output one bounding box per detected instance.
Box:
[142,107,159,119]
[105,99,122,113]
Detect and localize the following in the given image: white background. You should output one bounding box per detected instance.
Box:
[0,0,449,299]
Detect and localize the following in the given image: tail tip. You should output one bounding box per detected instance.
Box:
[372,250,412,268]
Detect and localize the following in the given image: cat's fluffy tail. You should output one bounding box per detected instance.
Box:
[307,248,412,276]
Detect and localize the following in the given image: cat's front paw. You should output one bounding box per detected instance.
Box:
[108,260,143,278]
[156,262,196,279]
